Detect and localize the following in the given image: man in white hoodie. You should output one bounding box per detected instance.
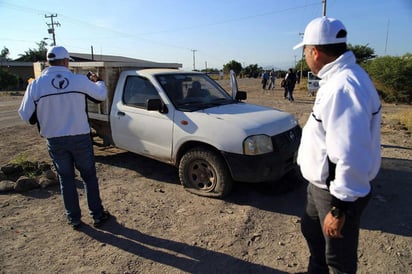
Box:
[294,17,381,274]
[18,46,110,229]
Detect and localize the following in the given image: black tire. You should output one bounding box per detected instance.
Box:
[178,148,233,198]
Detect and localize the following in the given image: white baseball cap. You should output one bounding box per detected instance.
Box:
[46,46,71,61]
[293,17,347,50]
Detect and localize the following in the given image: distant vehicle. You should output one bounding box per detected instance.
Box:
[307,71,320,96]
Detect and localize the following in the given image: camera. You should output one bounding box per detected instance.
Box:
[87,71,101,82]
[86,71,94,80]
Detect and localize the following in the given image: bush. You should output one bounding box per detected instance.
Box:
[365,54,412,103]
[0,68,18,90]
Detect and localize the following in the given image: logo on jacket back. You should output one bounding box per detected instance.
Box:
[51,74,69,89]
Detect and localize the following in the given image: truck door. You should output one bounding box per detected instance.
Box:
[110,74,174,161]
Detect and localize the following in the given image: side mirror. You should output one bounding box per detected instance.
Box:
[146,98,168,113]
[235,91,247,101]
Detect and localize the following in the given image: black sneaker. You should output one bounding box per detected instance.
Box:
[68,220,82,230]
[93,210,110,228]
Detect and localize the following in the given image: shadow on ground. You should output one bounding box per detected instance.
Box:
[95,149,411,237]
[81,215,290,274]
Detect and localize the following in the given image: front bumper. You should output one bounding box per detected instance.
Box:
[222,125,301,183]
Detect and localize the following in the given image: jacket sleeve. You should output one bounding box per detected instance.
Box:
[78,75,107,102]
[18,82,37,123]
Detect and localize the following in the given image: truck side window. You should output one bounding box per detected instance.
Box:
[123,76,159,108]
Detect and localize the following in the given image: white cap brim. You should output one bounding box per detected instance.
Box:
[293,42,305,50]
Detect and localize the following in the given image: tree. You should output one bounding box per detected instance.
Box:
[1,47,10,60]
[223,60,242,75]
[16,40,48,62]
[348,43,376,64]
[201,68,219,73]
[295,58,309,76]
[242,64,261,78]
[365,53,412,103]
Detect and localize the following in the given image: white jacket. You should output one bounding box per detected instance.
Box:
[297,51,381,202]
[18,66,107,138]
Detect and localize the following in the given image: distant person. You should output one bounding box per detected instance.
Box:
[267,69,276,90]
[18,46,110,229]
[284,68,296,101]
[187,81,203,97]
[219,70,224,80]
[261,71,269,89]
[294,17,381,273]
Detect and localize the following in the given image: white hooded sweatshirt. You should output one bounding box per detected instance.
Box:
[297,51,381,202]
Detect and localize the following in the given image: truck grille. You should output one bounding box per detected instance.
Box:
[271,125,302,152]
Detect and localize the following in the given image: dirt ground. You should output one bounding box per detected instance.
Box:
[1,78,411,274]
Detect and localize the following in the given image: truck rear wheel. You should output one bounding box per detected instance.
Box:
[179,148,233,198]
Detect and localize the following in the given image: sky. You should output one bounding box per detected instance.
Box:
[1,0,411,71]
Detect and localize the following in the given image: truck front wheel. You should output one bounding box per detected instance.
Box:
[179,148,233,198]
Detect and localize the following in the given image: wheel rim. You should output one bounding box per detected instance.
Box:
[186,159,217,192]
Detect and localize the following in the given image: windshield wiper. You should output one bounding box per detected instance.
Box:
[207,98,232,106]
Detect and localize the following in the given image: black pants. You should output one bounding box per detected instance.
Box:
[283,87,288,98]
[301,183,371,274]
[284,87,294,101]
[262,79,268,89]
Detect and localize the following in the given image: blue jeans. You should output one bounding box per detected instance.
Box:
[47,133,104,223]
[301,183,371,274]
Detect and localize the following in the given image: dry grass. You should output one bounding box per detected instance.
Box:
[382,107,412,134]
[398,108,412,132]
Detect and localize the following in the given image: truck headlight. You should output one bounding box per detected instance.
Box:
[243,135,273,155]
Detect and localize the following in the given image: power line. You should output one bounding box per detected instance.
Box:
[3,1,323,68]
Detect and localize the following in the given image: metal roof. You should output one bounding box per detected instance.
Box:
[5,53,182,69]
[69,53,182,68]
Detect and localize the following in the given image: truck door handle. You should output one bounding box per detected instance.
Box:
[117,111,125,116]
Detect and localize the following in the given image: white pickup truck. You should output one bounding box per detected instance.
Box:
[38,62,301,198]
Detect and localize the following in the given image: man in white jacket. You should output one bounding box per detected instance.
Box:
[18,46,110,229]
[294,17,381,273]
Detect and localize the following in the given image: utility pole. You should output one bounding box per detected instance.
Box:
[322,0,327,16]
[191,49,197,71]
[45,14,60,46]
[299,32,304,84]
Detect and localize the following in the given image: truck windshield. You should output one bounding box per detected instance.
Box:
[155,73,235,111]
